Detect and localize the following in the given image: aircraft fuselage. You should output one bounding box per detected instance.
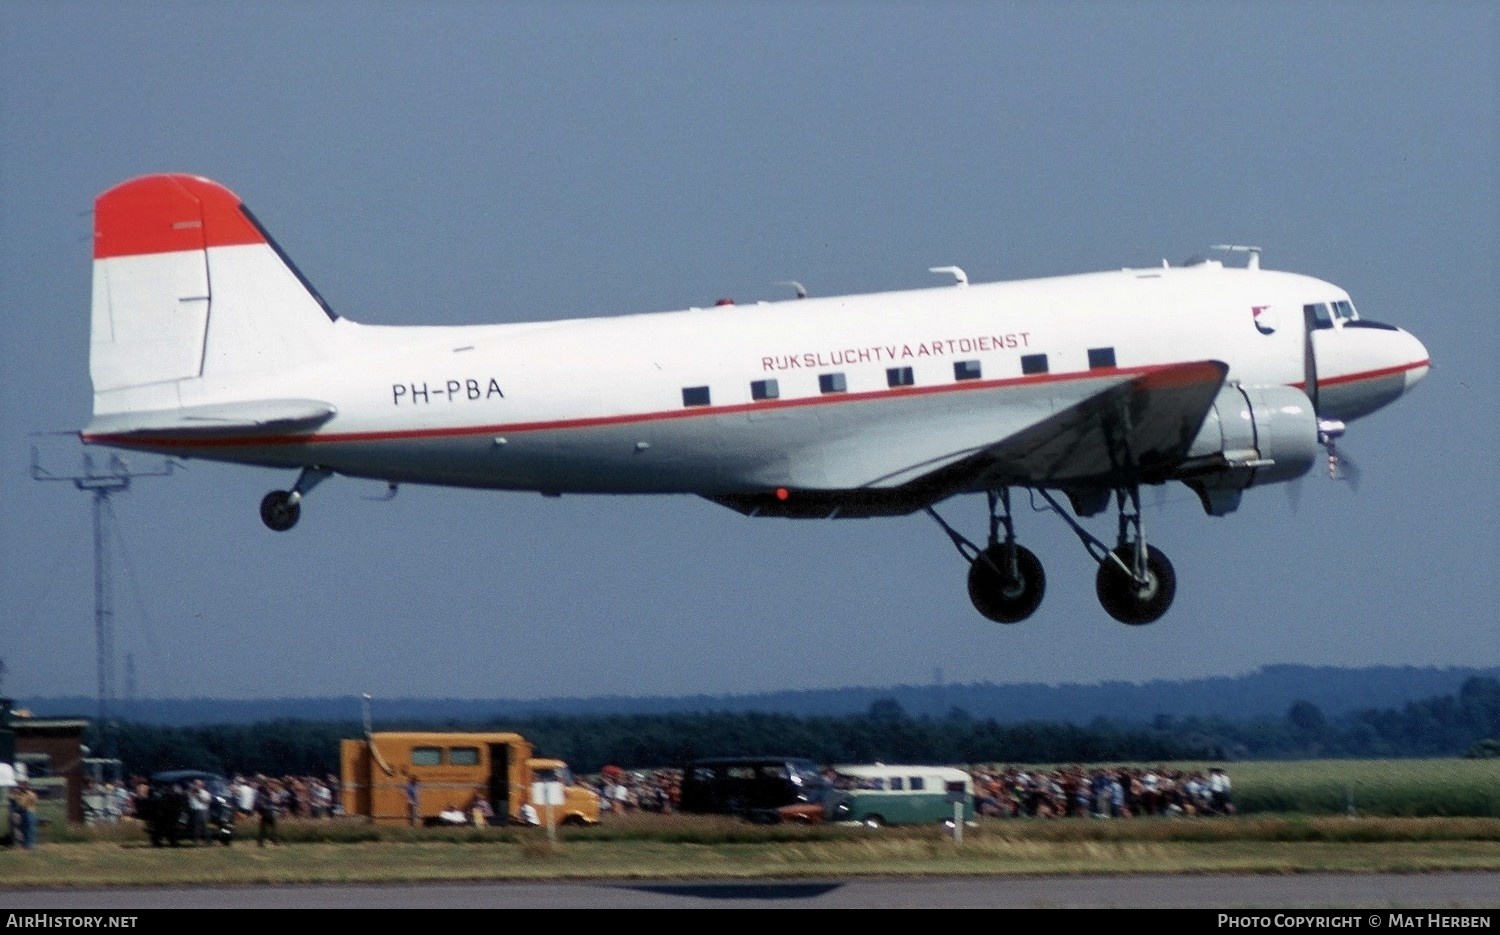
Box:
[87,260,1427,503]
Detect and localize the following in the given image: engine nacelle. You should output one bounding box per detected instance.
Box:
[1172,384,1319,516]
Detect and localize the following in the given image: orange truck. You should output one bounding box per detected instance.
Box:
[340,731,600,826]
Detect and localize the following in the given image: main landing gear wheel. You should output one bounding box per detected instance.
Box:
[1095,544,1176,625]
[967,543,1046,624]
[260,490,300,532]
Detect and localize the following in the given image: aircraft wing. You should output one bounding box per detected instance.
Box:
[82,398,337,441]
[712,360,1228,518]
[981,359,1229,488]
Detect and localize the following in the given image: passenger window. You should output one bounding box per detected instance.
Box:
[887,366,915,388]
[1021,353,1049,375]
[449,747,480,766]
[910,777,925,791]
[819,373,847,394]
[750,379,779,401]
[411,747,442,767]
[682,385,711,407]
[890,777,905,791]
[954,360,981,381]
[1087,347,1116,370]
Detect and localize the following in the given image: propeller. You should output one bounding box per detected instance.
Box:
[1286,421,1362,512]
[1286,303,1360,508]
[1319,420,1361,490]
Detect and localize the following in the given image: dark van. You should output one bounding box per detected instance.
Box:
[678,756,831,824]
[139,770,236,846]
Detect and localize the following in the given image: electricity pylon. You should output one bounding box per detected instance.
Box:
[31,440,173,753]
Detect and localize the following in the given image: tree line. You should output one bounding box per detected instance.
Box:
[101,677,1499,778]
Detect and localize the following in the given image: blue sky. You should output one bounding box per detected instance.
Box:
[1,2,1494,704]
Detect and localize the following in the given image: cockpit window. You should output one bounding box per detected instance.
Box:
[1332,300,1358,322]
[1304,303,1334,330]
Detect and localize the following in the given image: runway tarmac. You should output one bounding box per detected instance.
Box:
[4,873,1498,909]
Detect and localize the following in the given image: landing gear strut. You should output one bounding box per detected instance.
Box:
[260,467,332,532]
[1040,486,1176,625]
[927,489,1046,623]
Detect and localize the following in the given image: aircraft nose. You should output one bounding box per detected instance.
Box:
[1399,328,1430,392]
[1310,320,1431,423]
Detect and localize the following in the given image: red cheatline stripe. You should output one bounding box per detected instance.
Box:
[1292,358,1429,391]
[1316,359,1429,388]
[94,174,265,259]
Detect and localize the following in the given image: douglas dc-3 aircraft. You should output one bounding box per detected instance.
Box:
[81,174,1430,625]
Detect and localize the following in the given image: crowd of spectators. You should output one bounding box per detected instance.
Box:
[969,765,1235,818]
[582,766,682,815]
[575,764,1233,819]
[82,779,135,823]
[222,773,342,821]
[83,773,344,825]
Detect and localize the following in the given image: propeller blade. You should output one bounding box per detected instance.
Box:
[1302,304,1320,413]
[1329,444,1362,491]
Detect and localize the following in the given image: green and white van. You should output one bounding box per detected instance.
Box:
[827,764,975,827]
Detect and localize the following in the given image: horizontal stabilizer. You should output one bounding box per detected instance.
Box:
[83,398,336,441]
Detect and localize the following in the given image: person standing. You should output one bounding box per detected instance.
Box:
[188,779,211,844]
[405,775,421,827]
[1208,767,1234,815]
[256,780,281,847]
[233,775,257,820]
[10,781,39,850]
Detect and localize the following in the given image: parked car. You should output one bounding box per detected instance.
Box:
[139,770,235,846]
[679,756,833,824]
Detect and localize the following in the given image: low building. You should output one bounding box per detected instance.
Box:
[7,704,90,826]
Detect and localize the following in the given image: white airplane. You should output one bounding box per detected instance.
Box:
[81,174,1430,625]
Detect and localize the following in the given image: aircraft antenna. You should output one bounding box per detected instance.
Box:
[1210,244,1262,270]
[30,437,174,756]
[777,280,808,299]
[929,265,969,286]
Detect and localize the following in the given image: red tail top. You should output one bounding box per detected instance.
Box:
[94,174,265,259]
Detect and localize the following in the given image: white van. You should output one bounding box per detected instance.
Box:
[827,764,974,827]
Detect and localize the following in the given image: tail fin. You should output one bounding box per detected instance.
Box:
[90,175,338,417]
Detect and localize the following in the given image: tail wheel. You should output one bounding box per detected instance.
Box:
[260,490,300,531]
[1095,544,1176,625]
[967,543,1045,623]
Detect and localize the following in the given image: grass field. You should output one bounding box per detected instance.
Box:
[999,758,1500,817]
[3,814,1499,888]
[1223,758,1500,817]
